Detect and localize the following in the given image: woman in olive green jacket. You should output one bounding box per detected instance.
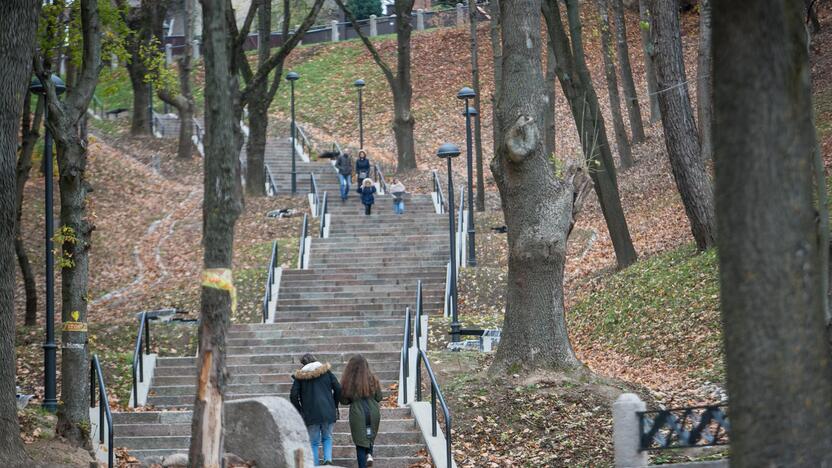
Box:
[339,355,383,468]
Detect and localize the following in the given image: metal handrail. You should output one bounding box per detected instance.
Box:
[310,173,320,216]
[374,164,388,194]
[292,121,313,159]
[90,354,114,468]
[400,307,412,404]
[298,213,308,269]
[318,192,329,238]
[432,170,446,214]
[131,312,151,408]
[262,240,278,322]
[416,349,454,468]
[265,165,277,196]
[456,188,465,273]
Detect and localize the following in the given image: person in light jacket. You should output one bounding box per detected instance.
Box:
[334,151,353,201]
[355,150,371,187]
[290,353,342,466]
[357,178,377,215]
[340,355,383,468]
[389,178,405,214]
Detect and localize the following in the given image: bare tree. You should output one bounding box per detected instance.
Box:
[612,0,645,143]
[0,0,40,462]
[651,0,715,250]
[335,0,417,171]
[696,0,712,160]
[489,0,588,374]
[713,0,832,464]
[187,0,243,462]
[468,0,486,211]
[16,91,43,326]
[638,0,660,123]
[158,0,196,160]
[543,0,638,269]
[596,0,633,169]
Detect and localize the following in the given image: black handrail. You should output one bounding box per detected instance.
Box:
[131,312,151,408]
[374,164,388,194]
[310,172,320,216]
[298,213,308,269]
[262,240,278,323]
[265,165,277,196]
[432,170,446,214]
[90,354,114,468]
[415,280,423,349]
[400,307,412,405]
[318,192,329,238]
[416,349,453,468]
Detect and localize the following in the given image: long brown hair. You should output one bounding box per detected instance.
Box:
[340,355,380,399]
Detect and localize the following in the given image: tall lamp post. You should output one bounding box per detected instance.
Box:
[29,74,66,413]
[286,71,299,194]
[457,87,477,267]
[437,143,461,343]
[354,79,365,149]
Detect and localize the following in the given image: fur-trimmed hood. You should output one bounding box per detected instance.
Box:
[292,361,332,380]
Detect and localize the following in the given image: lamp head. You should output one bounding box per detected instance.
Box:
[29,74,66,96]
[286,71,300,81]
[354,79,365,88]
[463,106,478,117]
[457,86,475,100]
[436,143,461,159]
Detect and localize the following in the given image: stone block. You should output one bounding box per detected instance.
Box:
[225,397,314,468]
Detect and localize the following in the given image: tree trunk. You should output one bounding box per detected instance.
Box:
[596,0,633,169]
[244,0,271,196]
[544,0,638,269]
[128,62,152,135]
[189,0,243,464]
[544,40,557,160]
[489,0,581,375]
[806,0,821,34]
[696,0,713,161]
[638,0,660,123]
[126,0,165,136]
[713,1,832,464]
[490,0,502,162]
[393,2,416,171]
[0,0,40,462]
[468,0,486,211]
[651,0,715,251]
[612,0,645,143]
[17,92,42,326]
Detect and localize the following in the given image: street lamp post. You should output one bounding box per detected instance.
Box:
[354,79,365,149]
[29,74,66,413]
[286,71,299,194]
[437,143,461,343]
[457,87,477,267]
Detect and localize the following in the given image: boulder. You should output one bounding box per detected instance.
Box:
[225,397,314,468]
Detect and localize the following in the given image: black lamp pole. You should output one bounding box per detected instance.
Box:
[437,143,461,343]
[457,87,477,267]
[30,74,66,413]
[355,79,365,149]
[287,71,299,194]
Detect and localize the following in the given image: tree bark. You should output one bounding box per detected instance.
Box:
[713,1,832,464]
[596,0,633,169]
[468,0,486,211]
[188,0,243,463]
[158,0,195,160]
[244,0,272,196]
[543,0,638,269]
[126,0,165,136]
[696,0,713,161]
[0,0,40,463]
[544,39,557,160]
[651,0,715,251]
[16,91,42,327]
[489,0,582,375]
[612,0,645,143]
[490,0,502,162]
[638,0,660,123]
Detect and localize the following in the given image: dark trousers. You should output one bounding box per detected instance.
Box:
[364,203,372,215]
[356,445,373,468]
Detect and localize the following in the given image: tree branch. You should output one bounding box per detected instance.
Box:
[333,0,396,86]
[66,0,103,121]
[236,0,259,50]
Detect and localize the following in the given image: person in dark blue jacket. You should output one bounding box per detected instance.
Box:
[290,353,342,466]
[355,150,371,187]
[357,178,377,215]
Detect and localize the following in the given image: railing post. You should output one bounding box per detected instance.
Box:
[431,383,438,437]
[417,9,425,30]
[144,315,150,355]
[165,43,173,66]
[456,3,465,26]
[370,14,378,36]
[131,366,138,408]
[99,396,105,444]
[192,40,200,61]
[416,353,423,401]
[331,20,339,42]
[89,361,95,408]
[613,393,648,468]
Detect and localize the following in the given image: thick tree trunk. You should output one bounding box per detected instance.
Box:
[696,0,713,161]
[638,0,660,123]
[189,0,242,464]
[393,3,416,171]
[612,0,645,143]
[544,0,638,269]
[651,0,715,251]
[468,0,486,211]
[489,0,581,375]
[244,0,271,196]
[17,92,42,326]
[0,0,40,463]
[490,0,502,161]
[713,1,832,464]
[596,0,633,169]
[128,63,152,135]
[126,0,165,136]
[544,41,557,160]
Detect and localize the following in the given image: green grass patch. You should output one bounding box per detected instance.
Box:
[569,244,724,383]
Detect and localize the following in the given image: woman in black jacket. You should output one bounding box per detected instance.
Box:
[355,150,371,187]
[290,353,342,466]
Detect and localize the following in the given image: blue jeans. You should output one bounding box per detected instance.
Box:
[338,174,351,200]
[308,422,334,465]
[393,200,404,214]
[356,445,374,468]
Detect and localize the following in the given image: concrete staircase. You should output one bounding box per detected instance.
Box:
[110,148,449,467]
[264,137,341,195]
